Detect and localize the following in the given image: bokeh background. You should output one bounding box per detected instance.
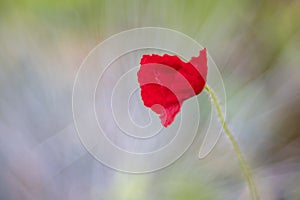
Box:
[0,0,299,199]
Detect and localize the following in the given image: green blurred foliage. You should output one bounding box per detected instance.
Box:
[1,0,298,53]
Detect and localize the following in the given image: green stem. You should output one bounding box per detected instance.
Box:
[204,85,259,200]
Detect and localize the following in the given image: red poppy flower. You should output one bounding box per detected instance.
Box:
[137,48,207,127]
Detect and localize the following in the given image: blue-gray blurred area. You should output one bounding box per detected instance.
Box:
[0,0,300,199]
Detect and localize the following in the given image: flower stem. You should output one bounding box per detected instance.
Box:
[204,85,259,200]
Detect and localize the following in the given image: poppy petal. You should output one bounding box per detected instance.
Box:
[137,48,208,127]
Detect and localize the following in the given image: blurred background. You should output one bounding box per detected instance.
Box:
[0,0,299,199]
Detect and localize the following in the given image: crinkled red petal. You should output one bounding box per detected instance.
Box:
[137,48,207,127]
